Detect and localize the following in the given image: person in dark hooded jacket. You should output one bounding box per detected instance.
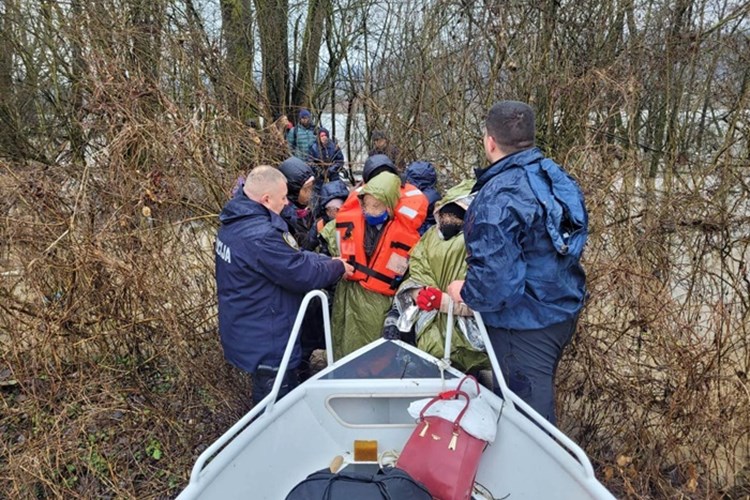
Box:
[307,128,346,211]
[362,153,398,184]
[278,157,332,380]
[307,128,345,183]
[215,166,352,405]
[308,180,350,254]
[404,161,442,235]
[291,179,352,376]
[279,156,316,250]
[368,130,405,172]
[447,101,588,425]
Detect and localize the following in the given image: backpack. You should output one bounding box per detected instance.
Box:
[285,465,432,500]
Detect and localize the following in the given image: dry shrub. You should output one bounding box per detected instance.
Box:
[557,149,750,498]
[0,71,265,498]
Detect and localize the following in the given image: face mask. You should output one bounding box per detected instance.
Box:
[438,222,462,240]
[365,211,388,226]
[295,207,310,219]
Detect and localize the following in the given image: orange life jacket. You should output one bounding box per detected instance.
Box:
[334,184,427,296]
[396,183,429,231]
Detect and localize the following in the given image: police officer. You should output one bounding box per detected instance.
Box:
[215,165,353,405]
[447,101,588,424]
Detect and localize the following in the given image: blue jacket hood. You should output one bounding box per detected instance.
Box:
[472,148,587,258]
[405,161,441,235]
[404,161,438,191]
[319,180,350,208]
[279,157,314,195]
[526,157,588,258]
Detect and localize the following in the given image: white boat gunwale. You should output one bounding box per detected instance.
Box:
[182,290,613,499]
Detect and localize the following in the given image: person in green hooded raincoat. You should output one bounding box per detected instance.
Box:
[321,171,422,359]
[381,180,489,374]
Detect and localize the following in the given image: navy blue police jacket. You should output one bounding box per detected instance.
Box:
[215,192,345,373]
[462,148,588,331]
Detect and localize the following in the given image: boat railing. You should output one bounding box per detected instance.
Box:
[188,289,331,485]
[189,290,596,485]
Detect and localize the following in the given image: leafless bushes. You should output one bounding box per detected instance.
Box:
[0,0,290,495]
[550,149,750,497]
[0,38,260,495]
[2,0,750,497]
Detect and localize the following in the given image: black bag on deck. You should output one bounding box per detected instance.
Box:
[285,465,432,499]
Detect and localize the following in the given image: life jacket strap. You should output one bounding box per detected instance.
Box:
[390,241,412,252]
[346,256,402,290]
[336,221,354,239]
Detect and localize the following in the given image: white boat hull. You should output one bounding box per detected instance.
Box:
[180,341,614,499]
[180,292,615,499]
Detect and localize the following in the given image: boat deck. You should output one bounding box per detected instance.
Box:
[179,341,614,499]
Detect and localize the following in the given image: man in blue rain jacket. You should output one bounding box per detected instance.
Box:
[216,166,352,405]
[447,101,588,425]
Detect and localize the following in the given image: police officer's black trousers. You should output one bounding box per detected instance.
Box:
[251,366,300,406]
[486,316,577,426]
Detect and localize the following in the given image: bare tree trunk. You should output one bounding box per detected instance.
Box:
[290,0,330,111]
[660,0,694,196]
[220,0,255,119]
[254,0,290,117]
[69,0,87,165]
[129,0,164,84]
[535,0,558,144]
[0,1,20,159]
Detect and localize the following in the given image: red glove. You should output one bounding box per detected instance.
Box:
[416,287,443,311]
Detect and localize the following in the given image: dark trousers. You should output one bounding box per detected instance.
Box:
[487,317,577,425]
[299,299,325,382]
[252,365,300,406]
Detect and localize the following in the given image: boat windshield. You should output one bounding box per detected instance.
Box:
[320,341,457,380]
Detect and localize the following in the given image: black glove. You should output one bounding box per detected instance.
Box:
[382,311,401,340]
[382,324,401,340]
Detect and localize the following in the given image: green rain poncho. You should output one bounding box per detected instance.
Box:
[394,180,489,373]
[321,172,402,359]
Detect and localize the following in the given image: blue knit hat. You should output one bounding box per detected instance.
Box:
[299,109,311,119]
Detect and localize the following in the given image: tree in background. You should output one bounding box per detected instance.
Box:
[220,0,255,118]
[1,0,750,497]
